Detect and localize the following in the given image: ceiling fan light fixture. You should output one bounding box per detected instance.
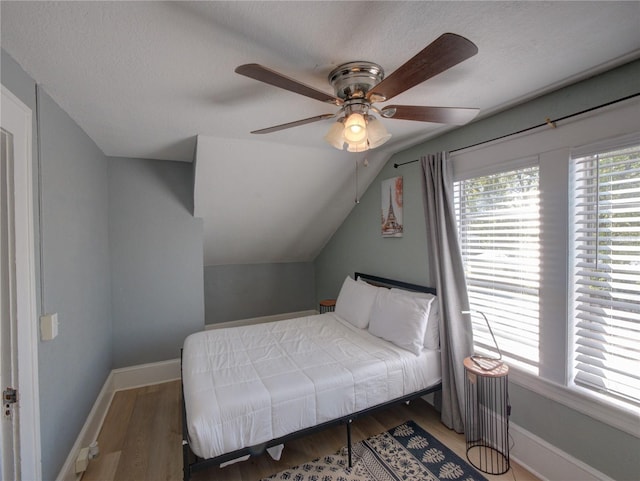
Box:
[324,120,346,149]
[343,113,367,143]
[366,116,392,148]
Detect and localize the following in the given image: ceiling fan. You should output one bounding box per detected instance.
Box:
[235,33,479,152]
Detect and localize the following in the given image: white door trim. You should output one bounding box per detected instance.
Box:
[1,85,42,481]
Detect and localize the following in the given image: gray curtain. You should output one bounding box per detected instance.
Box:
[420,152,473,433]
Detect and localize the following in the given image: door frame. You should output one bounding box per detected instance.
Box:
[1,84,42,481]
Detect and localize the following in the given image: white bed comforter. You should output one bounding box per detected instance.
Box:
[182,313,441,459]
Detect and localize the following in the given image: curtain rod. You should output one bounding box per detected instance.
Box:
[393,92,640,169]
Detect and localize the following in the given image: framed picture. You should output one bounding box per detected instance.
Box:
[381,176,403,237]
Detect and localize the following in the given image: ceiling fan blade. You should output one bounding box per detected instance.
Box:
[367,33,478,102]
[236,64,342,106]
[382,105,479,125]
[251,113,336,134]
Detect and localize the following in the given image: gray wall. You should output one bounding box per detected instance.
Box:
[2,50,114,481]
[109,157,204,368]
[204,262,315,325]
[314,59,640,480]
[38,88,114,481]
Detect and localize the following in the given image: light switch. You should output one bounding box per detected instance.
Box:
[40,313,58,341]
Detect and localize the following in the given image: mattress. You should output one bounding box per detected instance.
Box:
[182,313,441,460]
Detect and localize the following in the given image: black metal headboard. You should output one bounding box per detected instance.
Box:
[355,272,436,296]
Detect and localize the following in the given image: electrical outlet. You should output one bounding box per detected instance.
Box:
[89,441,99,459]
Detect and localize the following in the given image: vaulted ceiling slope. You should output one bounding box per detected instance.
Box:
[2,2,639,266]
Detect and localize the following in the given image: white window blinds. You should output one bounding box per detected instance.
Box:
[454,166,541,372]
[571,140,640,405]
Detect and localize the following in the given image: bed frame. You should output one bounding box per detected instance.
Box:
[181,272,440,481]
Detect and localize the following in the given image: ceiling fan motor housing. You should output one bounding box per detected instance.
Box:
[328,62,384,101]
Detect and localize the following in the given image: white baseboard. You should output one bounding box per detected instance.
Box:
[111,358,181,391]
[510,422,613,481]
[56,372,115,481]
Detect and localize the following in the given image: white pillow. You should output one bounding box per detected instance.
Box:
[368,289,431,355]
[334,276,380,329]
[424,299,440,350]
[390,288,439,349]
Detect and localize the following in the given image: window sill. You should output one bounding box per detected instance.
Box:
[508,365,640,439]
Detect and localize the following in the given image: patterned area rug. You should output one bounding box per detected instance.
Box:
[261,420,488,481]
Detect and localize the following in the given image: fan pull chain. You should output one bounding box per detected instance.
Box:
[355,159,360,204]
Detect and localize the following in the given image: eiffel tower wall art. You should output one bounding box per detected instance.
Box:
[381,176,403,237]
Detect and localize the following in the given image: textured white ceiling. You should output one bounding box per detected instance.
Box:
[2,1,639,265]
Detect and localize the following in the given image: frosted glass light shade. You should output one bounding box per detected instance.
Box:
[367,117,392,148]
[324,121,345,149]
[347,140,369,152]
[344,113,367,143]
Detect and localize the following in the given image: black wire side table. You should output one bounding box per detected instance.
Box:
[464,356,510,475]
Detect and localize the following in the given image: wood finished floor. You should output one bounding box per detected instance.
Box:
[81,380,539,481]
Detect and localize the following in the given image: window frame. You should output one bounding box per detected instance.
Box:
[449,97,640,437]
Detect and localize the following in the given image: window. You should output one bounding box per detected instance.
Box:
[454,166,541,373]
[450,99,640,431]
[570,141,640,406]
